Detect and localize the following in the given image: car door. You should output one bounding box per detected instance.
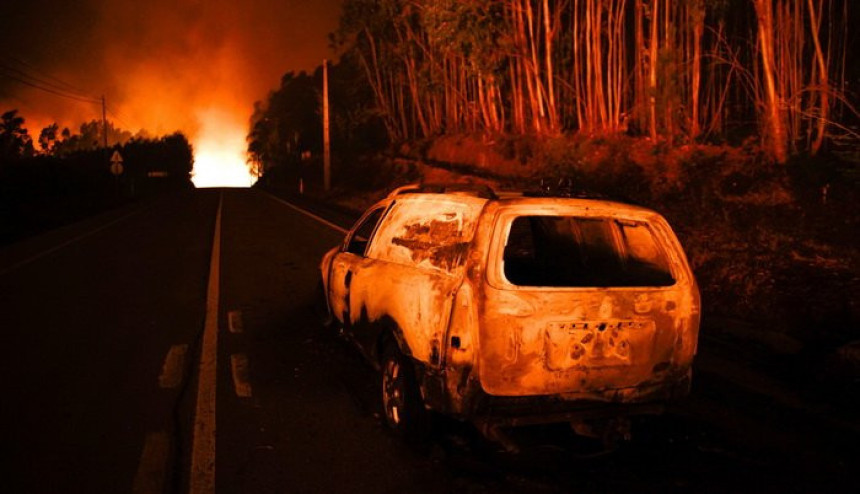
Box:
[328,205,389,331]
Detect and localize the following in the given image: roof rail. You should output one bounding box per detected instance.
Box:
[387,184,423,197]
[523,177,609,200]
[387,182,498,199]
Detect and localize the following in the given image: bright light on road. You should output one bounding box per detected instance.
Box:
[191,108,255,188]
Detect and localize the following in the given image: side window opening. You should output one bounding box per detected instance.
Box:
[503,216,675,287]
[346,207,386,256]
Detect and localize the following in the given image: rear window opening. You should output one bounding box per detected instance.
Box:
[502,216,675,287]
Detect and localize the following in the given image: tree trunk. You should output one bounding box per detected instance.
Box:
[806,0,828,155]
[525,0,547,132]
[754,0,789,163]
[690,1,704,140]
[572,0,584,130]
[634,0,645,133]
[543,0,559,132]
[649,0,659,141]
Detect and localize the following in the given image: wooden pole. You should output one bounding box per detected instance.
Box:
[323,59,331,192]
[101,95,108,148]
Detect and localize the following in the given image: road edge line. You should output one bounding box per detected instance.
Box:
[259,190,349,235]
[0,204,153,276]
[189,192,222,494]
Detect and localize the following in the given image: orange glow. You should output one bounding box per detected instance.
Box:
[191,108,256,188]
[0,1,341,188]
[108,40,258,188]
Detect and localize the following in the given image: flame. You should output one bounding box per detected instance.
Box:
[191,107,255,188]
[0,0,340,189]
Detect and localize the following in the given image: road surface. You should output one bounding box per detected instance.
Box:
[1,188,856,493]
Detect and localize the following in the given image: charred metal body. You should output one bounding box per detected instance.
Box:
[319,184,700,446]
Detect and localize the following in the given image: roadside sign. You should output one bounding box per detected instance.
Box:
[110,150,124,176]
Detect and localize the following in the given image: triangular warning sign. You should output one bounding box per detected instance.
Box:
[111,150,123,164]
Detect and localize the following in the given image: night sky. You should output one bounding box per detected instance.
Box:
[0,0,344,137]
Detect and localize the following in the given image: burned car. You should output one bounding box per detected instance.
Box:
[318,183,700,447]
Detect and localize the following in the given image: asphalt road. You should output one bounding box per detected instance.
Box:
[1,188,857,494]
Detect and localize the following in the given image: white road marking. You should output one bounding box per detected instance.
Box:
[158,344,188,389]
[0,205,153,276]
[190,193,222,494]
[260,190,349,235]
[132,431,169,494]
[230,353,253,398]
[227,310,243,334]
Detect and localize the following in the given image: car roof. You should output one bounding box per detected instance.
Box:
[388,184,657,216]
[493,193,656,215]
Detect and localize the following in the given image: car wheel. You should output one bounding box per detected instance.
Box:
[312,280,334,328]
[381,343,429,443]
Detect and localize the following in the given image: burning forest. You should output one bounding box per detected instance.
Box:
[325,0,855,159]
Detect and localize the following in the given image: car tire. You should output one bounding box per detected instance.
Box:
[381,343,429,444]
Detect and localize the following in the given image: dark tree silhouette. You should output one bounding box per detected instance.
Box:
[38,123,59,154]
[1,111,193,245]
[247,58,386,179]
[0,110,34,163]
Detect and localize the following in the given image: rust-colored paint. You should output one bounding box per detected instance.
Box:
[322,190,700,426]
[390,216,471,271]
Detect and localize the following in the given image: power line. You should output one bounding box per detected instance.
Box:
[0,57,146,135]
[0,67,101,104]
[0,56,102,106]
[105,104,134,124]
[0,60,97,102]
[4,56,91,96]
[105,106,136,131]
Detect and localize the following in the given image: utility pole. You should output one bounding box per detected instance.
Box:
[102,95,117,199]
[101,95,108,148]
[323,59,331,192]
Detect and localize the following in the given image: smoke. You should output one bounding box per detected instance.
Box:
[0,0,342,186]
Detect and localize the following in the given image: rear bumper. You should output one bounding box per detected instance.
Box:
[468,376,688,427]
[421,364,691,427]
[475,399,666,428]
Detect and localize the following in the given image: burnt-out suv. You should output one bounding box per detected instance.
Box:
[318,183,700,446]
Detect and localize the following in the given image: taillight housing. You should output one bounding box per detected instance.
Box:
[447,282,477,367]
